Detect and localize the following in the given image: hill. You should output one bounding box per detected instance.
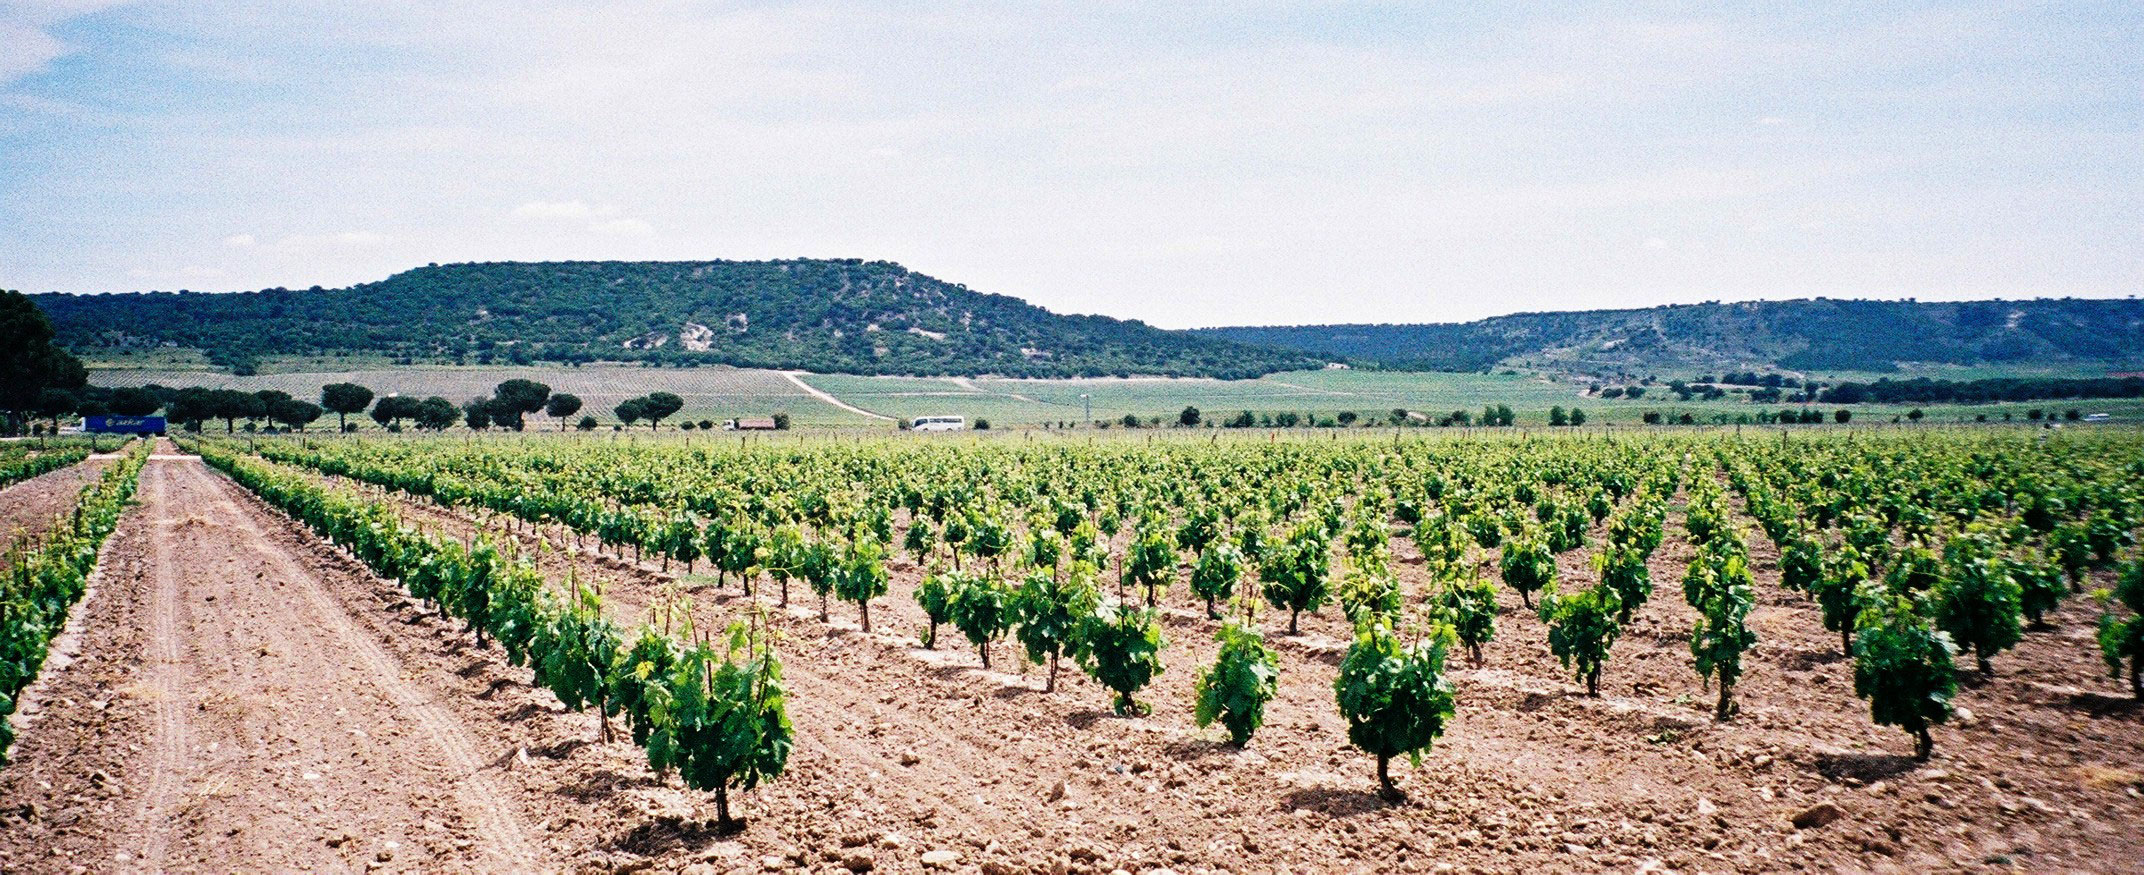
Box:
[30,260,1320,379]
[1197,298,2144,375]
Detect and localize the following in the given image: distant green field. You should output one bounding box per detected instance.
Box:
[801,369,2143,427]
[85,362,2141,431]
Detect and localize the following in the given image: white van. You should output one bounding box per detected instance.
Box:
[911,416,966,432]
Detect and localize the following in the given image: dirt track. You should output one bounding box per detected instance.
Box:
[1,454,664,872]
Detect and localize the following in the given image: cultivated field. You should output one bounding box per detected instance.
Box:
[86,361,2144,430]
[3,429,2138,872]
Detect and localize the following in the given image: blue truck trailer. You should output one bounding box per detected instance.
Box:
[84,415,167,435]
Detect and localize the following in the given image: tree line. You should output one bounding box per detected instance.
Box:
[1819,375,2144,405]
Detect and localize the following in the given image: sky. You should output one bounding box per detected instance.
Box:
[1,2,2138,329]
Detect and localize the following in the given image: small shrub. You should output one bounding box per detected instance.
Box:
[1853,593,1959,760]
[1193,617,1280,746]
[1499,526,1556,609]
[1335,620,1457,801]
[1079,603,1166,715]
[1539,584,1621,696]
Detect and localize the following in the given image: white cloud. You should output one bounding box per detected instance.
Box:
[1643,237,1669,250]
[273,230,390,250]
[588,217,654,237]
[0,21,67,85]
[0,2,126,85]
[334,230,387,246]
[127,265,228,283]
[513,199,602,219]
[222,233,255,247]
[512,201,651,235]
[7,4,2141,325]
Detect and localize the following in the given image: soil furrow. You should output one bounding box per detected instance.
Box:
[192,460,543,870]
[129,461,193,870]
[270,451,2144,872]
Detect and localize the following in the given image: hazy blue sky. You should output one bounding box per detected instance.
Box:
[2,2,2137,327]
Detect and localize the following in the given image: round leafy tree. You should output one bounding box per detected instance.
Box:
[1335,619,1458,802]
[1853,591,1959,760]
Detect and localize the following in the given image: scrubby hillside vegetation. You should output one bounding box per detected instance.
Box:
[31,260,1320,379]
[1200,298,2144,374]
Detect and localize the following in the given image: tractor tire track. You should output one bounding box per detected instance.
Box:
[177,457,544,871]
[129,461,193,869]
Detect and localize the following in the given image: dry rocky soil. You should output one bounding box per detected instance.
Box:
[0,453,112,545]
[1,443,2139,873]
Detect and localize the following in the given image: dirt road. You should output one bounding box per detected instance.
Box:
[0,455,619,872]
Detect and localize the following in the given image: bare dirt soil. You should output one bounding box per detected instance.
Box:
[3,453,719,872]
[260,464,2144,874]
[0,455,111,546]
